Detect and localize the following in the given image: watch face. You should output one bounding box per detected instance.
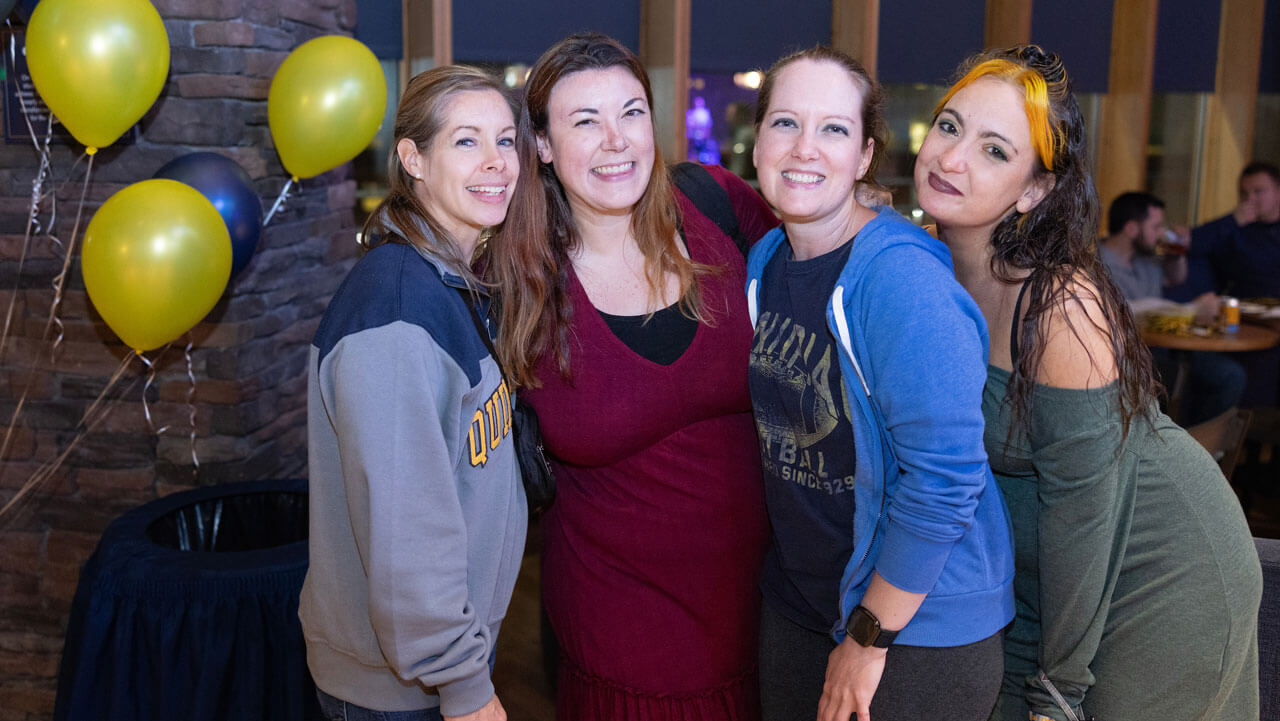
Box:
[850,607,879,645]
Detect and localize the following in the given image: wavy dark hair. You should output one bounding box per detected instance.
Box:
[754,45,888,191]
[943,46,1157,436]
[360,65,517,288]
[487,32,712,387]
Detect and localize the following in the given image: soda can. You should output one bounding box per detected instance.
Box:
[1221,296,1240,334]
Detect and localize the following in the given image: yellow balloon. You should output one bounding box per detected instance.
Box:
[25,0,169,151]
[82,180,232,352]
[268,35,387,179]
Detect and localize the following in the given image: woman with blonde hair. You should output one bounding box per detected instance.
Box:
[915,45,1261,721]
[303,65,527,721]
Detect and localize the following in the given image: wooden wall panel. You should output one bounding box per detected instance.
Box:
[1095,0,1158,217]
[1196,0,1266,221]
[833,0,880,79]
[641,0,691,162]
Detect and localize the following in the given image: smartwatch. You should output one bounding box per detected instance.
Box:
[845,605,898,648]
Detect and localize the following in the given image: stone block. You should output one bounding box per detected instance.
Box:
[279,0,338,28]
[45,528,101,568]
[51,340,134,378]
[245,49,289,78]
[158,376,255,404]
[161,18,195,46]
[0,531,42,576]
[170,46,248,75]
[338,0,357,29]
[186,318,254,348]
[75,467,155,504]
[145,98,249,146]
[0,426,35,461]
[193,20,255,47]
[219,147,270,180]
[253,26,297,51]
[0,629,61,679]
[88,148,182,185]
[152,0,243,20]
[177,74,271,100]
[69,431,157,469]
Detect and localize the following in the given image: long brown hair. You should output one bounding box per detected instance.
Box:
[944,46,1157,435]
[487,32,709,387]
[361,65,516,287]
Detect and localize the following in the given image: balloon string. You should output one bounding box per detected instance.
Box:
[0,118,53,363]
[183,335,199,477]
[45,152,95,360]
[0,25,58,362]
[263,176,295,226]
[136,348,172,436]
[0,353,137,523]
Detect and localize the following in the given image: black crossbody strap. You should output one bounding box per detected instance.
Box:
[670,162,747,258]
[456,288,504,379]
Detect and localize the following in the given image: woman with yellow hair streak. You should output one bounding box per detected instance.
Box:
[914,46,1261,721]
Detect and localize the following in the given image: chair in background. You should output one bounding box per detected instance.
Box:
[1187,407,1253,481]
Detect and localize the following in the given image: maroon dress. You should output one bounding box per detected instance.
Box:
[521,166,776,720]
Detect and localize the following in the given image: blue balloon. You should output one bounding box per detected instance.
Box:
[154,152,263,277]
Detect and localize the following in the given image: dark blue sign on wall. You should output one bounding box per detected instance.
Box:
[356,0,402,60]
[1153,0,1220,93]
[453,0,640,65]
[1031,0,1114,93]
[691,0,831,73]
[878,0,984,85]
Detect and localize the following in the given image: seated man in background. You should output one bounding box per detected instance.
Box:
[1173,161,1280,299]
[1101,191,1245,425]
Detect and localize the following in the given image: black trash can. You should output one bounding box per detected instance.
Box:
[53,478,317,721]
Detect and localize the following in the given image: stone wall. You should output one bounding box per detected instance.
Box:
[0,0,360,717]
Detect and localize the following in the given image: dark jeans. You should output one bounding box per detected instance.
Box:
[315,689,443,721]
[759,601,1003,721]
[1152,349,1246,425]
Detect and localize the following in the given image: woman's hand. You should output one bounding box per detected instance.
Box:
[817,638,887,721]
[444,694,506,721]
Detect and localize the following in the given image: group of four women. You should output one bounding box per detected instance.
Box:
[301,32,1262,721]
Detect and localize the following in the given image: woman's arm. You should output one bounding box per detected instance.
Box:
[1023,280,1125,720]
[818,241,995,720]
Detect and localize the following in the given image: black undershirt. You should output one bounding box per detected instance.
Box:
[598,303,698,365]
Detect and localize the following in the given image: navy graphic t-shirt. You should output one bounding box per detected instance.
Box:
[748,235,857,633]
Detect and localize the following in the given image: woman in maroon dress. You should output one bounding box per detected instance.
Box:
[488,33,776,721]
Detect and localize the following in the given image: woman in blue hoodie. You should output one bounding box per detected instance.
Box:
[745,46,1014,721]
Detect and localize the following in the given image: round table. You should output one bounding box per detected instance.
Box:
[1142,323,1280,352]
[1142,323,1280,422]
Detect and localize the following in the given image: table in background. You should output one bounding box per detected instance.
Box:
[1141,324,1280,423]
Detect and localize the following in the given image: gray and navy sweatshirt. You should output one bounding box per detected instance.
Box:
[300,236,526,717]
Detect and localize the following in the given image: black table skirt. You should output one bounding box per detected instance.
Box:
[54,478,317,721]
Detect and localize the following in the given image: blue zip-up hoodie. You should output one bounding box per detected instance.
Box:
[746,207,1014,647]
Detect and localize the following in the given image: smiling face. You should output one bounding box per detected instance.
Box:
[398,89,518,249]
[753,59,874,232]
[536,66,655,221]
[914,75,1053,238]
